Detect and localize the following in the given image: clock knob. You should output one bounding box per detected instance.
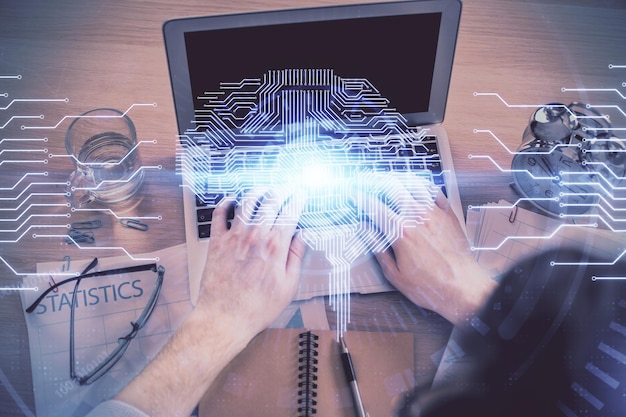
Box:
[524,102,577,144]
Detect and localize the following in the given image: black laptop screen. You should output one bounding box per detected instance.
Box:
[184,12,441,117]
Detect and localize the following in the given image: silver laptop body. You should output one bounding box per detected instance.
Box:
[163,0,463,304]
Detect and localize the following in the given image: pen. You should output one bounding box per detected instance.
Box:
[340,336,367,417]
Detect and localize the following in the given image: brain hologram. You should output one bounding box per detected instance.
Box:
[181,69,437,249]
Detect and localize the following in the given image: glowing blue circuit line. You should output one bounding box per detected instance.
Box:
[0,225,69,243]
[0,159,47,167]
[608,64,626,69]
[561,88,625,100]
[564,173,626,191]
[470,153,626,191]
[0,286,39,291]
[71,165,160,192]
[472,129,517,153]
[0,256,74,278]
[71,208,161,221]
[0,187,66,201]
[0,214,69,229]
[49,139,158,165]
[562,211,626,233]
[0,137,48,145]
[587,105,626,120]
[21,102,157,130]
[33,234,160,262]
[473,92,566,108]
[592,276,626,280]
[0,98,68,110]
[0,180,64,196]
[560,187,626,205]
[0,256,34,277]
[0,149,47,157]
[553,249,626,266]
[1,115,42,129]
[472,130,584,155]
[0,75,21,79]
[471,223,597,251]
[584,161,626,185]
[0,172,49,191]
[0,197,67,212]
[474,93,623,125]
[0,204,68,220]
[468,154,556,180]
[467,198,559,211]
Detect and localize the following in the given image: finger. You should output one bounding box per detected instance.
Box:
[406,176,438,204]
[273,190,306,239]
[373,245,399,277]
[210,195,237,237]
[285,231,307,281]
[232,188,266,227]
[382,178,416,215]
[358,191,400,237]
[255,188,291,232]
[434,187,449,210]
[357,216,389,254]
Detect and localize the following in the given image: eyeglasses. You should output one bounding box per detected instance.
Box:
[25,259,165,385]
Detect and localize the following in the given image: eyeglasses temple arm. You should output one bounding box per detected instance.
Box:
[24,262,157,313]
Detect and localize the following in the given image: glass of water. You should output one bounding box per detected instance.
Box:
[65,108,144,208]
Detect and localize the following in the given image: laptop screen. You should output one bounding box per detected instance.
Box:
[164,0,462,132]
[184,12,440,118]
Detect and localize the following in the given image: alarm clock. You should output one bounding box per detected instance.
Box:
[511,103,601,216]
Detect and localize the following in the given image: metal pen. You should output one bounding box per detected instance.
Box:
[340,336,367,417]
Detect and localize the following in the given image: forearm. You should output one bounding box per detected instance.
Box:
[440,259,499,328]
[115,305,252,417]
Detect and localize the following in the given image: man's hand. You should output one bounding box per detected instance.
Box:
[115,188,306,417]
[358,180,497,326]
[197,188,307,338]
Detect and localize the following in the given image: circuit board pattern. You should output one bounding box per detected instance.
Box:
[0,74,162,287]
[179,68,439,248]
[178,69,440,332]
[470,64,626,276]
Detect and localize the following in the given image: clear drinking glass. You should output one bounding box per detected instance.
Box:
[65,108,144,208]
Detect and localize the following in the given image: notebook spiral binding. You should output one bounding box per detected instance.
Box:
[297,331,320,416]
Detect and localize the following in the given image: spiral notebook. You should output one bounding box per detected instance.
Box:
[199,329,415,417]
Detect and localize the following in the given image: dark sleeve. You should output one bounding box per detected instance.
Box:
[397,248,626,417]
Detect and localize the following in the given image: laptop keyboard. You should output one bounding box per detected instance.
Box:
[193,135,445,239]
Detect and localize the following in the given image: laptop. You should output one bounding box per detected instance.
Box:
[163,0,464,304]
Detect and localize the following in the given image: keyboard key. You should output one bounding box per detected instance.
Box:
[432,172,445,185]
[398,148,414,157]
[196,193,224,207]
[198,223,212,239]
[426,160,442,174]
[197,208,214,223]
[226,202,236,220]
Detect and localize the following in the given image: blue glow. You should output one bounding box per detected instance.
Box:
[181,69,440,235]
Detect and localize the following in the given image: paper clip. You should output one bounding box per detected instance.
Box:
[70,219,102,230]
[61,255,71,272]
[66,229,95,244]
[48,275,59,293]
[509,206,519,223]
[120,218,149,231]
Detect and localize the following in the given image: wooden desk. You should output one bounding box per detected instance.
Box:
[1,0,625,415]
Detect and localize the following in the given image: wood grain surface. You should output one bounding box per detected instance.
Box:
[1,0,625,415]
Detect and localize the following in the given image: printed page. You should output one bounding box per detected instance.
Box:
[20,244,192,417]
